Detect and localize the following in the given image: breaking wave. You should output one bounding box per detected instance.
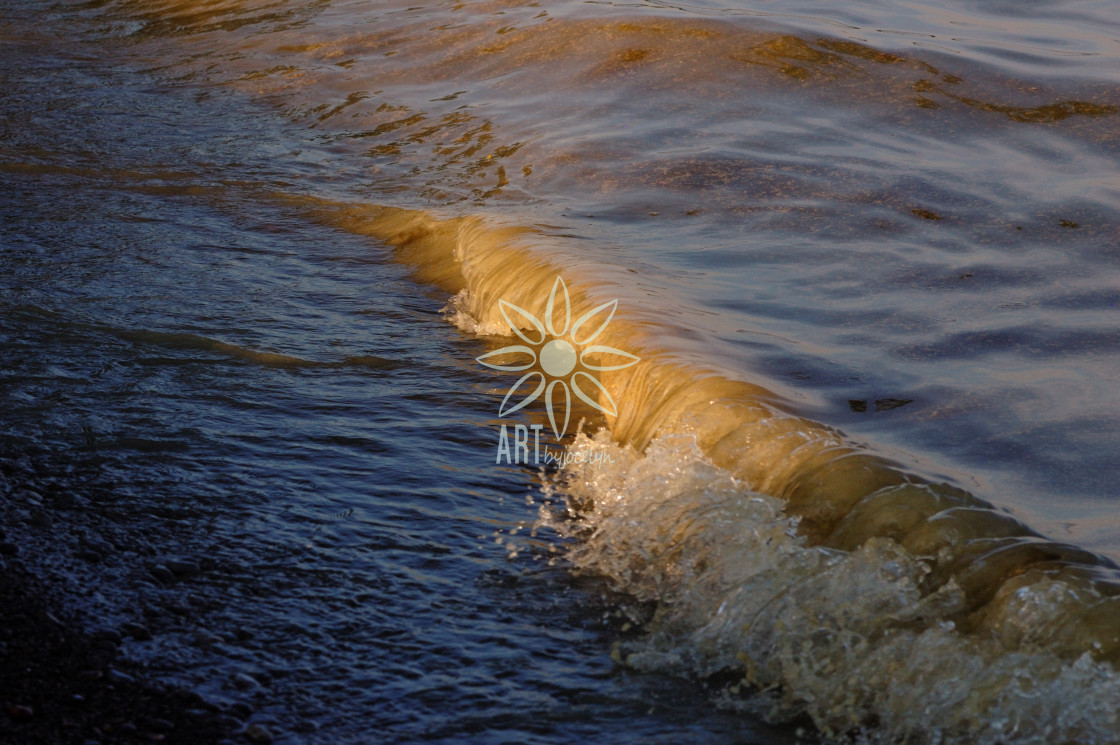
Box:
[287,196,1120,742]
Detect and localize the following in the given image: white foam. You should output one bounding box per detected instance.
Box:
[441,288,511,337]
[539,430,1120,744]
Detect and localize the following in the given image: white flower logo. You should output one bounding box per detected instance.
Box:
[476,276,640,438]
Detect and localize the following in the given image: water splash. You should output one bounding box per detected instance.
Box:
[540,430,1120,744]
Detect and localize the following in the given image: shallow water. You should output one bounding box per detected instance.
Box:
[2,0,1119,742]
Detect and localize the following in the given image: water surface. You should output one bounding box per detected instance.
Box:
[2,0,1119,742]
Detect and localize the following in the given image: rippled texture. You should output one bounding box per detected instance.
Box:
[96,0,1120,526]
[3,0,1119,741]
[0,7,796,742]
